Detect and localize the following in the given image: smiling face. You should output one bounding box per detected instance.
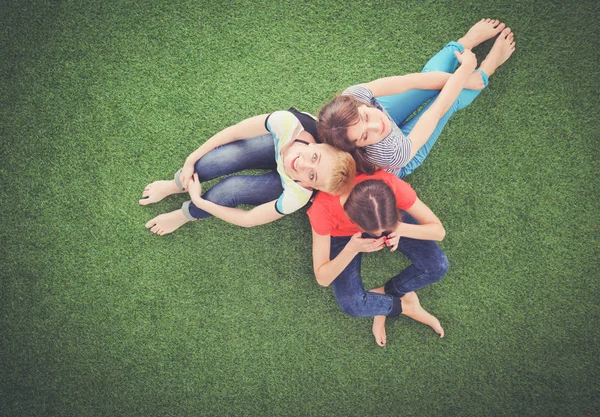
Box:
[345,105,390,147]
[283,143,336,191]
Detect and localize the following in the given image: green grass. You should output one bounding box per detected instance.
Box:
[1,0,599,416]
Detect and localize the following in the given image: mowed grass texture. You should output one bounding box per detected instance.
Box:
[1,1,599,416]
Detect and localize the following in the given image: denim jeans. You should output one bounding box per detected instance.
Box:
[174,133,283,220]
[329,212,449,318]
[377,41,489,178]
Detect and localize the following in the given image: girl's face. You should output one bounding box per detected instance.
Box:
[345,105,391,147]
[283,143,334,190]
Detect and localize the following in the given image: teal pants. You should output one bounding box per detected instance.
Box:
[377,41,489,178]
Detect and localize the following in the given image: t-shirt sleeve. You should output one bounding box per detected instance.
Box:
[365,133,412,175]
[307,197,335,236]
[342,85,375,105]
[383,174,417,210]
[275,188,311,215]
[265,110,302,143]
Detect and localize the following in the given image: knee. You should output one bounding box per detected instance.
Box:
[337,295,369,318]
[426,250,449,283]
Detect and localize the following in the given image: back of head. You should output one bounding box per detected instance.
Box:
[320,144,356,195]
[343,180,399,233]
[317,95,379,175]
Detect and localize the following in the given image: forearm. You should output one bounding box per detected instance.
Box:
[396,221,445,241]
[366,72,452,97]
[427,65,473,117]
[314,245,358,287]
[190,195,278,228]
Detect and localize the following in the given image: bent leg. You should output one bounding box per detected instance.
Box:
[174,133,276,189]
[377,42,465,124]
[329,236,401,317]
[182,171,283,220]
[398,69,489,177]
[383,212,450,297]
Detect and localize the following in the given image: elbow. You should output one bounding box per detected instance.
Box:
[239,214,262,228]
[436,225,446,241]
[314,273,330,287]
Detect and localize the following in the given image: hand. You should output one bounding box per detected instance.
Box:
[346,232,387,254]
[179,163,195,191]
[454,49,477,70]
[385,222,404,252]
[187,173,203,199]
[465,71,485,90]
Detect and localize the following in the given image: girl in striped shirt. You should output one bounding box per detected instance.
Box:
[317,19,516,177]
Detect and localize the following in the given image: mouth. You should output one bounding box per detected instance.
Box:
[381,119,385,134]
[291,156,299,172]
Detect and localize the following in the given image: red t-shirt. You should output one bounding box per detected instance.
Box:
[308,170,417,236]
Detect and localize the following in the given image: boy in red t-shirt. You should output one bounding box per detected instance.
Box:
[308,170,448,346]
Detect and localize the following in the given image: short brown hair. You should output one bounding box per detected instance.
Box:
[343,180,400,233]
[317,95,379,175]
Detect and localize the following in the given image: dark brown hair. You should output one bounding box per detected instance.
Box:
[343,180,400,234]
[317,95,380,175]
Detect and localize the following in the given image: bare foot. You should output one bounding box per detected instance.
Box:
[139,180,185,206]
[458,18,506,49]
[372,315,387,347]
[479,27,516,77]
[145,209,190,235]
[400,292,444,338]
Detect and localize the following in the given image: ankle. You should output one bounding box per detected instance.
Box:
[479,61,495,77]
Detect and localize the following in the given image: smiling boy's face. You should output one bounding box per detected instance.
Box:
[283,143,335,190]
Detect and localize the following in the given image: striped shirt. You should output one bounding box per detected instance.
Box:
[342,85,412,175]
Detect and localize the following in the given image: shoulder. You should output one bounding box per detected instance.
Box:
[266,110,300,132]
[307,193,338,235]
[365,126,412,172]
[276,178,313,215]
[342,85,375,104]
[288,107,319,142]
[358,171,417,209]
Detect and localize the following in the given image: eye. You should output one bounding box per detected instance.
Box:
[309,171,315,181]
[365,113,369,122]
[312,153,318,162]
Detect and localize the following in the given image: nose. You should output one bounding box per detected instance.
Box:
[298,154,315,171]
[367,121,379,132]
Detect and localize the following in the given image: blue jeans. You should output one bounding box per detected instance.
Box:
[329,212,449,318]
[377,41,489,178]
[174,133,283,220]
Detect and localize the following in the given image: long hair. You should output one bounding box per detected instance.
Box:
[317,95,379,175]
[343,180,400,234]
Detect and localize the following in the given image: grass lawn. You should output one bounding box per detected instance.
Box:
[1,0,598,416]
